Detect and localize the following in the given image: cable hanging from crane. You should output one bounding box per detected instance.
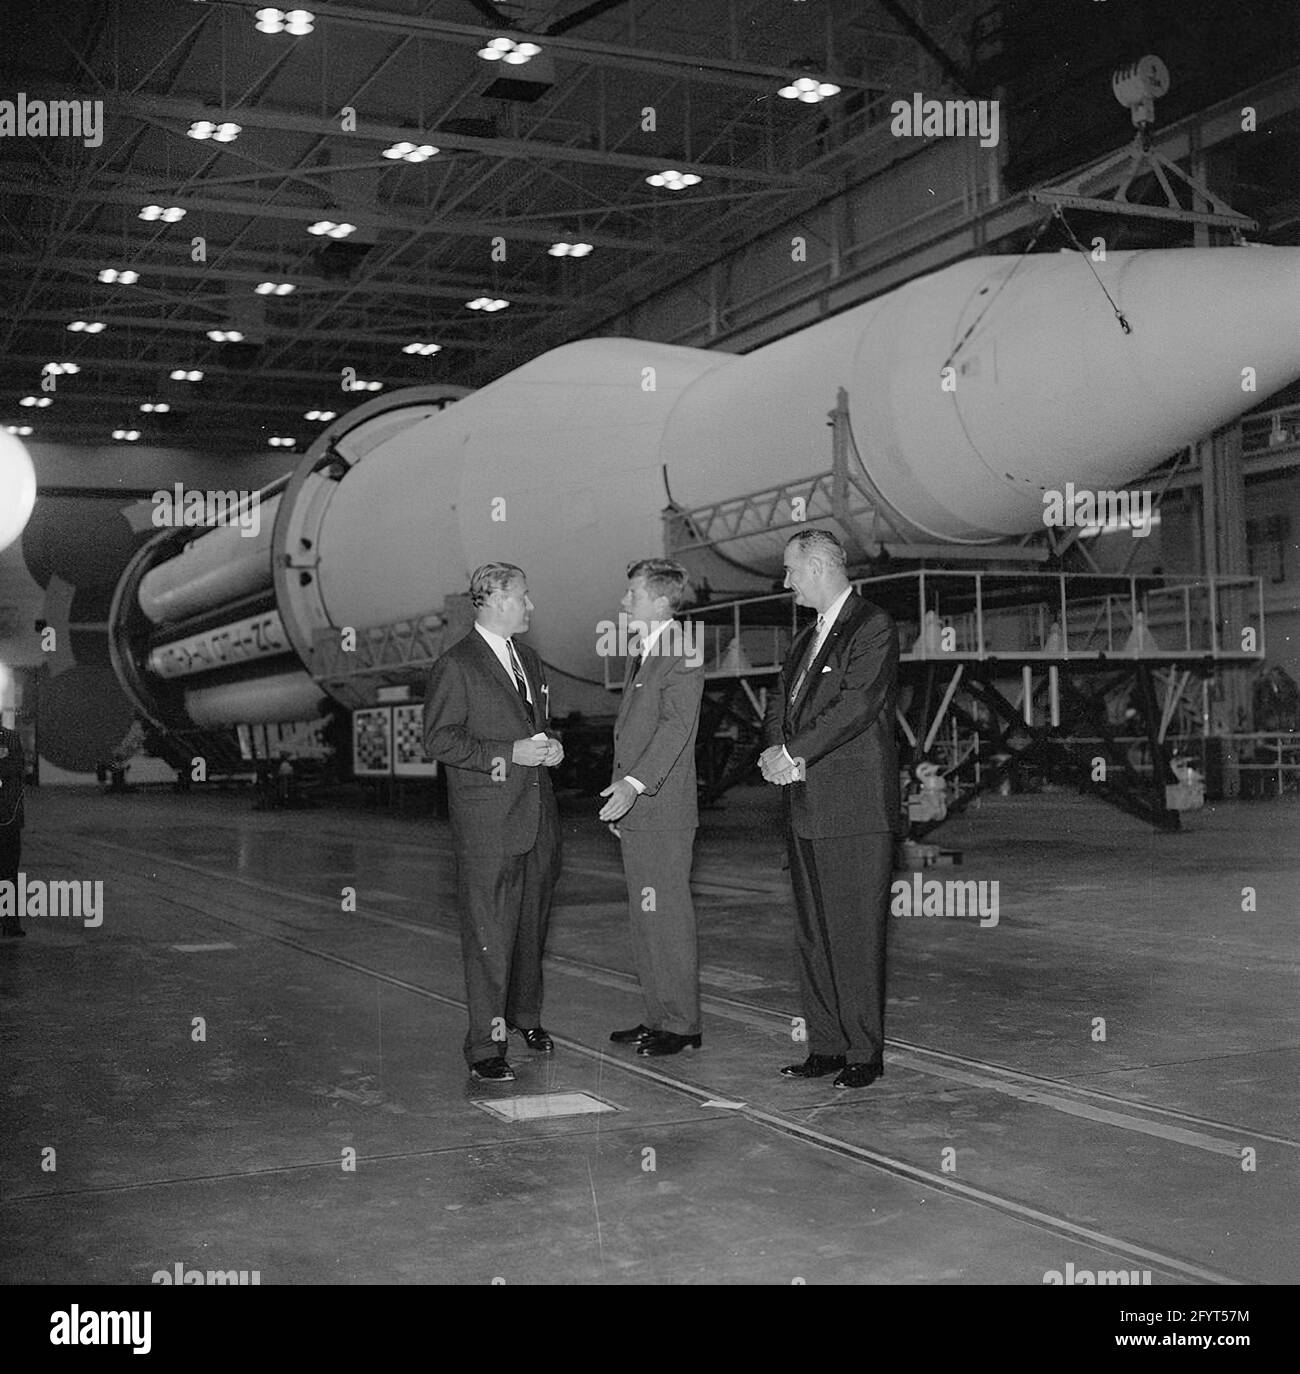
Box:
[1051,205,1133,335]
[942,204,1134,375]
[940,212,1056,372]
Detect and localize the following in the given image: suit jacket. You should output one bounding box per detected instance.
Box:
[0,727,24,831]
[422,628,558,856]
[762,592,901,838]
[613,624,705,832]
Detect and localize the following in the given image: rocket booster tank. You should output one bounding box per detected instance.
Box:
[110,246,1300,734]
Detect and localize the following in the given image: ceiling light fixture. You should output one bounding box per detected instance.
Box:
[188,120,242,141]
[99,268,139,284]
[477,37,542,65]
[169,369,204,381]
[139,205,186,222]
[778,75,841,103]
[140,402,170,413]
[383,141,439,162]
[548,241,593,257]
[401,342,442,355]
[255,281,296,295]
[112,429,141,441]
[207,329,244,342]
[304,410,337,421]
[307,220,356,238]
[466,297,509,311]
[67,320,106,333]
[646,169,701,190]
[255,8,314,35]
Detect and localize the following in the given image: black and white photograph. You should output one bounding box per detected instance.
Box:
[0,0,1296,1332]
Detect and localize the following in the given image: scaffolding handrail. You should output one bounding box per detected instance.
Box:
[662,569,1264,689]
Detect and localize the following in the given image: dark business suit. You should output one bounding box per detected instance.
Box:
[423,629,561,1067]
[0,727,25,934]
[612,626,705,1035]
[762,593,900,1066]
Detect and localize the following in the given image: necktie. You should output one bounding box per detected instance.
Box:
[506,640,536,724]
[789,616,825,705]
[624,626,645,689]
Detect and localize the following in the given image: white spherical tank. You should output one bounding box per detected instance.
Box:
[0,430,38,555]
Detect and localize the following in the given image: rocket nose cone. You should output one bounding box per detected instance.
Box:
[1117,243,1300,387]
[853,246,1300,545]
[950,247,1300,534]
[1053,246,1300,485]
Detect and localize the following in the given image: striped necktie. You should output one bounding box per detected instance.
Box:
[506,639,535,724]
[789,616,825,704]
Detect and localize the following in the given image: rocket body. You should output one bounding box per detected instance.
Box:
[116,247,1300,728]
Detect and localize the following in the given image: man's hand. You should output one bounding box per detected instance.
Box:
[759,745,804,785]
[511,738,551,766]
[541,738,564,767]
[598,778,639,822]
[759,745,789,782]
[753,747,786,780]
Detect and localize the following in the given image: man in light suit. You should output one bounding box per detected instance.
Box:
[422,563,564,1082]
[600,560,706,1057]
[760,529,900,1089]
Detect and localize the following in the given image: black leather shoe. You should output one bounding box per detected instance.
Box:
[636,1031,702,1056]
[469,1058,515,1082]
[780,1054,846,1079]
[610,1023,655,1045]
[833,1062,883,1090]
[506,1022,554,1053]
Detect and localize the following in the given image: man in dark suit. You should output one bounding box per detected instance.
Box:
[0,722,25,938]
[600,560,706,1057]
[422,563,564,1082]
[760,529,900,1089]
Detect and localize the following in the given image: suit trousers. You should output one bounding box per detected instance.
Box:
[454,802,560,1066]
[787,830,892,1065]
[620,827,700,1035]
[0,824,19,887]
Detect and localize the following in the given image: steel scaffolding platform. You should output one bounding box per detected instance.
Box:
[654,569,1264,831]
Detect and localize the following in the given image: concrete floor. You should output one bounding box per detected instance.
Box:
[1,782,1296,1285]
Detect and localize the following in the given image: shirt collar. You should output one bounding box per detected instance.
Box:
[639,618,676,657]
[474,622,511,651]
[816,586,853,635]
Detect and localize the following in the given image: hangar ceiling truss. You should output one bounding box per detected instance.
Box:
[0,0,958,450]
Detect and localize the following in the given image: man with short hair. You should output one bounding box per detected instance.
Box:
[423,563,564,1082]
[601,560,706,1057]
[760,530,900,1089]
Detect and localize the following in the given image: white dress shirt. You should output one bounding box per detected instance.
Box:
[781,586,853,774]
[474,622,533,706]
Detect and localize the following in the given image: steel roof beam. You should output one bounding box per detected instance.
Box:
[109,91,826,189]
[197,0,872,93]
[0,171,672,254]
[0,352,442,389]
[0,254,603,310]
[12,309,534,346]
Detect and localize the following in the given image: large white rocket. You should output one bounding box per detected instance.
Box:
[109,246,1300,735]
